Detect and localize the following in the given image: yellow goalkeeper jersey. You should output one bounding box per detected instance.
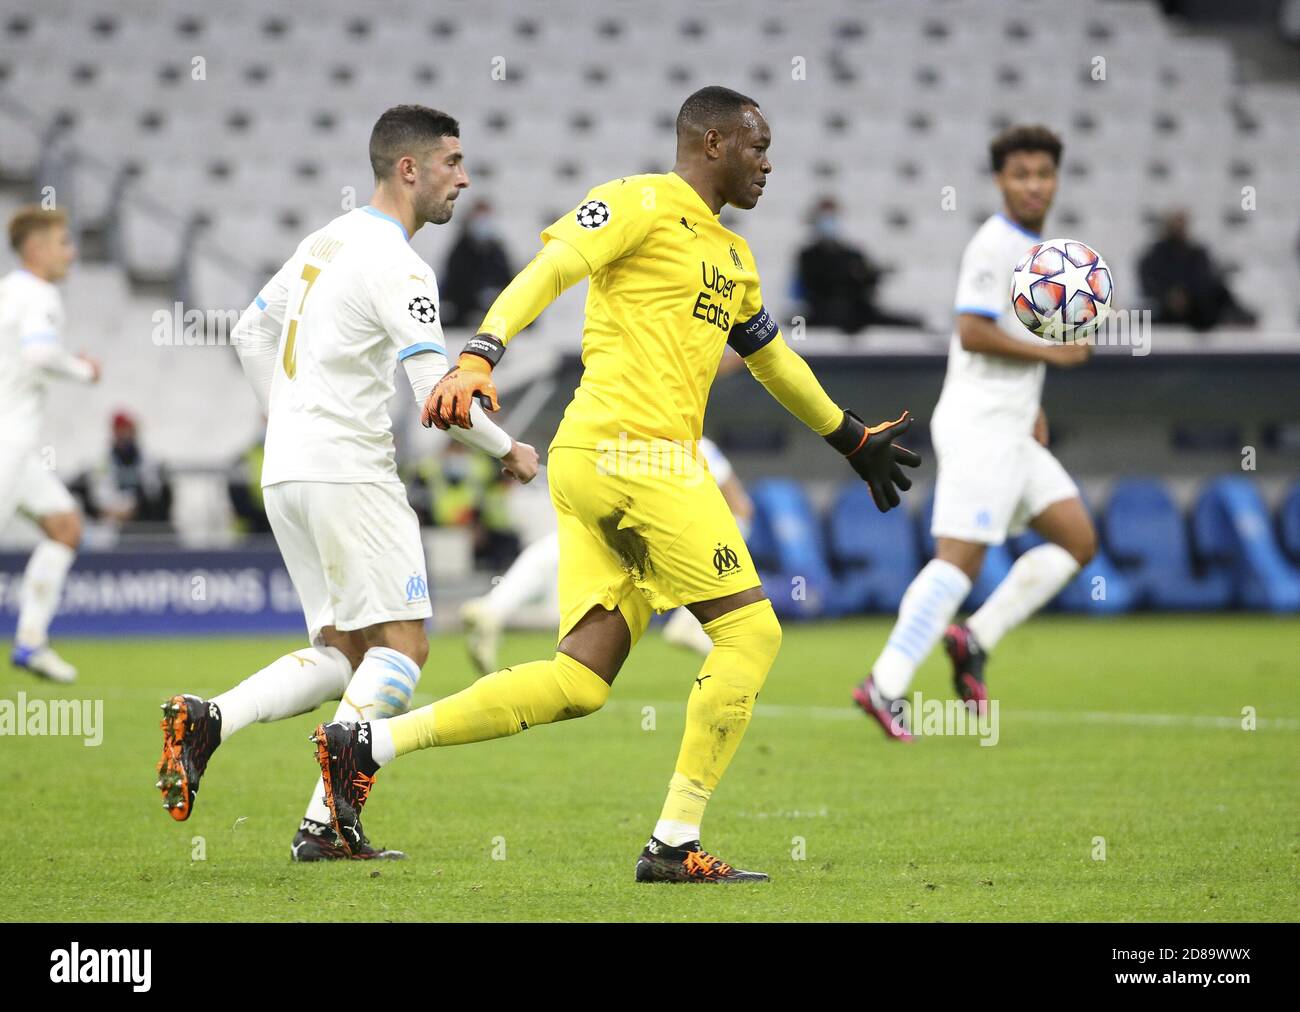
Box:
[540,171,778,452]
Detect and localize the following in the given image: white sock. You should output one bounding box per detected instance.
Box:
[303,646,421,823]
[484,532,561,616]
[211,645,352,741]
[653,819,700,848]
[967,543,1080,652]
[369,718,396,767]
[871,559,972,699]
[16,539,75,647]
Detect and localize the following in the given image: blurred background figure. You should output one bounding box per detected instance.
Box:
[439,198,513,328]
[794,197,923,334]
[413,441,520,571]
[77,410,172,530]
[1138,210,1257,330]
[226,428,270,535]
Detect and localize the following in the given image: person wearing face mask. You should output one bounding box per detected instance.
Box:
[84,411,173,529]
[440,199,514,328]
[795,196,923,333]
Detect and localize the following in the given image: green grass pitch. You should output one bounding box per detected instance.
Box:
[2,615,1297,922]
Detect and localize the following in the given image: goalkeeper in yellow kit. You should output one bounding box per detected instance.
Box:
[312,86,919,883]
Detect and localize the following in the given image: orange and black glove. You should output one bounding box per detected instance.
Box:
[825,409,921,512]
[422,335,504,430]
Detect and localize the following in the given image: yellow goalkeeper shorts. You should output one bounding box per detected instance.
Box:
[547,444,762,644]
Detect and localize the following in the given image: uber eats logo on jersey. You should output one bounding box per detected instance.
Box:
[575,199,611,229]
[408,295,436,323]
[693,262,736,331]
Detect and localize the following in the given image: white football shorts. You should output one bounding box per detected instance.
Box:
[264,480,432,643]
[0,440,78,527]
[929,426,1079,545]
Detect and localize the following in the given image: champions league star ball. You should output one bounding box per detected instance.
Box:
[1010,238,1114,342]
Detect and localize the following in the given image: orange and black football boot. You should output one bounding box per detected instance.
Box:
[290,817,406,862]
[634,837,769,883]
[310,720,380,857]
[156,694,222,821]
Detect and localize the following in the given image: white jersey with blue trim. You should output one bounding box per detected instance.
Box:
[253,206,450,486]
[934,212,1047,434]
[0,268,66,448]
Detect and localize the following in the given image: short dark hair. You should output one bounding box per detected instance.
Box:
[369,104,460,179]
[676,86,760,138]
[8,205,66,252]
[989,124,1063,172]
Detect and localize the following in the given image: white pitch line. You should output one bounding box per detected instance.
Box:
[606,699,1300,732]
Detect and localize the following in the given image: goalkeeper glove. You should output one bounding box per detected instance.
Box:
[422,335,504,430]
[825,409,921,512]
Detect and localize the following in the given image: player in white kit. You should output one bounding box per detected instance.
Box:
[852,126,1096,740]
[155,106,539,859]
[460,434,755,670]
[0,207,101,683]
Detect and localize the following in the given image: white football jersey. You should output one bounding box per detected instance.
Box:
[933,213,1047,434]
[0,268,66,448]
[250,207,450,487]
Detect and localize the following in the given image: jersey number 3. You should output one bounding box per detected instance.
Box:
[283,263,321,379]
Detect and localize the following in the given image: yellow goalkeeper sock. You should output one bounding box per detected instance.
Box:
[387,652,609,755]
[654,599,782,846]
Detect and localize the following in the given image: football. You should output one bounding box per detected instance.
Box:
[1010,238,1114,342]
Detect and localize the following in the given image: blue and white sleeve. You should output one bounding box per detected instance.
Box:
[953,234,1005,320]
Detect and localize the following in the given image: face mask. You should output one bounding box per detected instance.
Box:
[814,213,839,239]
[469,216,496,242]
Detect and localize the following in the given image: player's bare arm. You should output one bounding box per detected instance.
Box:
[958,312,1091,366]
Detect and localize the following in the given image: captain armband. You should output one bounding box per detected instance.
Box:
[726,306,779,358]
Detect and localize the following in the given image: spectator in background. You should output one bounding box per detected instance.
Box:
[227,432,270,535]
[414,442,520,571]
[80,411,172,529]
[440,199,513,328]
[1139,210,1257,330]
[794,196,923,333]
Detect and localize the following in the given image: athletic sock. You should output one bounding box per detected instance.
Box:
[379,651,609,760]
[967,543,1080,652]
[15,539,75,647]
[302,646,420,824]
[653,599,782,847]
[871,559,972,699]
[211,646,352,741]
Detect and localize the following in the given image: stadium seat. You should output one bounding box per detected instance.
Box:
[747,478,845,620]
[1278,481,1300,567]
[826,482,920,612]
[1191,477,1300,612]
[1101,478,1231,609]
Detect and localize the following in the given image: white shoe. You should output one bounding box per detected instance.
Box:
[12,643,78,683]
[460,598,501,676]
[662,608,715,655]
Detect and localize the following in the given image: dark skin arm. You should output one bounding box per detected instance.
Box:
[958,313,1092,366]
